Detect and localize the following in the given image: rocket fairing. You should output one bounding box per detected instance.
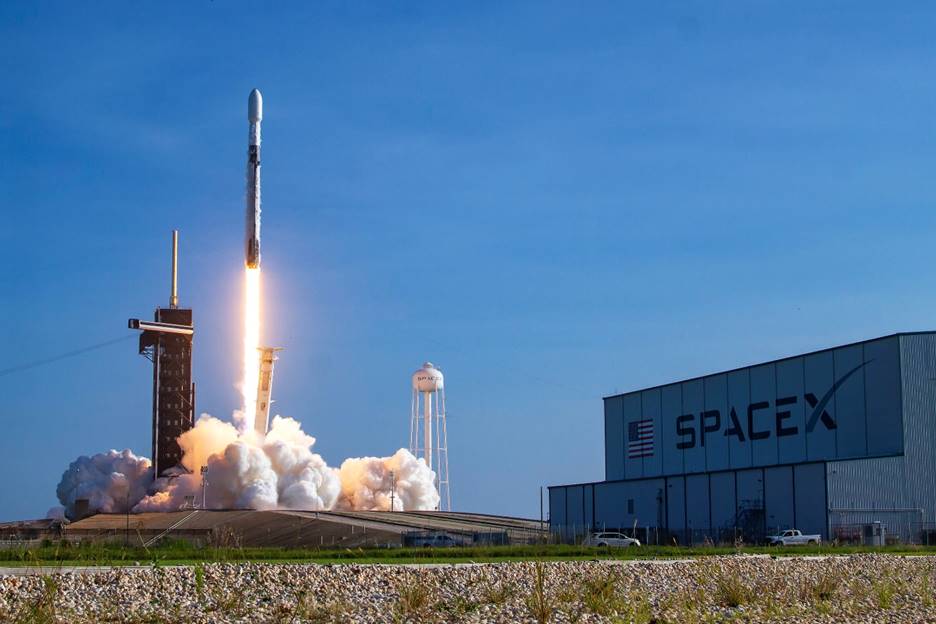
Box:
[245,89,263,269]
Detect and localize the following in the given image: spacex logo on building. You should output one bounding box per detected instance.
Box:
[672,361,869,450]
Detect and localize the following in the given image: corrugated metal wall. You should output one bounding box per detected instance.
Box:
[642,388,664,476]
[593,479,664,531]
[566,486,585,528]
[899,334,936,523]
[736,470,763,513]
[681,379,706,474]
[553,333,936,542]
[750,364,778,466]
[793,463,827,538]
[685,473,710,533]
[821,334,936,538]
[866,338,904,455]
[805,351,836,460]
[710,472,736,529]
[764,466,794,534]
[666,476,686,532]
[604,396,624,480]
[777,359,806,464]
[728,369,752,468]
[826,456,910,513]
[661,385,684,474]
[552,462,828,542]
[548,487,565,527]
[584,484,594,527]
[623,394,642,479]
[704,375,730,471]
[607,335,904,479]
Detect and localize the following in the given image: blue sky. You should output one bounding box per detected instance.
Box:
[3,2,936,520]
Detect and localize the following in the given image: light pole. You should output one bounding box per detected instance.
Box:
[389,470,396,511]
[200,465,209,510]
[539,486,544,534]
[125,488,130,547]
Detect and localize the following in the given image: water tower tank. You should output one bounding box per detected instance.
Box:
[412,362,444,392]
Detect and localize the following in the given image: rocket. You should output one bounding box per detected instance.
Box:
[245,88,263,269]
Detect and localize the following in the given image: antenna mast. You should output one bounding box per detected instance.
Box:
[170,230,179,308]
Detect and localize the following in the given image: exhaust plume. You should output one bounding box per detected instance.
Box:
[55,449,153,519]
[242,268,261,427]
[336,449,440,511]
[58,413,439,517]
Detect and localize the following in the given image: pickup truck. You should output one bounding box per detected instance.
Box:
[766,529,821,546]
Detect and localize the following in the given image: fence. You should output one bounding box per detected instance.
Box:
[830,508,926,544]
[0,539,45,550]
[549,524,669,546]
[552,520,936,547]
[831,522,936,546]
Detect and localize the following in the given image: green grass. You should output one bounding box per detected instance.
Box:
[2,540,936,567]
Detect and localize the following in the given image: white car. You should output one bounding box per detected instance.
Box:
[584,532,641,547]
[766,529,821,546]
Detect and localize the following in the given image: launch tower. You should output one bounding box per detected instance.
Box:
[129,231,196,478]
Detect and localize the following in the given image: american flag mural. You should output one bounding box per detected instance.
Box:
[628,419,654,458]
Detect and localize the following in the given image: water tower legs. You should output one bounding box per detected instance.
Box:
[424,390,433,473]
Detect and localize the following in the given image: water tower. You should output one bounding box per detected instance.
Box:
[409,362,451,511]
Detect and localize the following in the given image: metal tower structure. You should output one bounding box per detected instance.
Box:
[409,362,451,511]
[128,230,196,478]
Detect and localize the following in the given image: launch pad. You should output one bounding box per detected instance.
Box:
[62,510,544,548]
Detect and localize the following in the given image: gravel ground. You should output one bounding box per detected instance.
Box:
[1,554,935,622]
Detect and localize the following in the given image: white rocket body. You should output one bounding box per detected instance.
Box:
[245,89,262,269]
[254,347,281,435]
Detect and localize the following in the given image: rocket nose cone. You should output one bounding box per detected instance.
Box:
[248,89,263,123]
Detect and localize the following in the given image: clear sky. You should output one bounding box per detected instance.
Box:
[3,2,936,521]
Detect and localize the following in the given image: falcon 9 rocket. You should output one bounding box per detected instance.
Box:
[245,88,262,269]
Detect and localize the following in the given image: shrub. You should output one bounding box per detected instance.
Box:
[525,562,555,623]
[712,569,752,608]
[805,569,840,603]
[580,572,625,616]
[481,579,514,605]
[873,576,897,610]
[14,575,59,624]
[394,575,433,621]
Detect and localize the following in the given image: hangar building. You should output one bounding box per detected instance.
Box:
[549,332,936,544]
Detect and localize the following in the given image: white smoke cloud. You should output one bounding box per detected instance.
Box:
[59,413,438,516]
[133,415,342,511]
[264,417,341,510]
[55,449,153,519]
[336,449,440,511]
[45,506,67,521]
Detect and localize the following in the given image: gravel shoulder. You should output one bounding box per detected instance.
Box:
[1,554,934,622]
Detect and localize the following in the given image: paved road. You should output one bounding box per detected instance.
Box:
[0,565,157,576]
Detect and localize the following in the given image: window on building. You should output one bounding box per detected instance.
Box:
[627,498,634,515]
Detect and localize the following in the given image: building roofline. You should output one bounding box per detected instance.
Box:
[602,331,936,401]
